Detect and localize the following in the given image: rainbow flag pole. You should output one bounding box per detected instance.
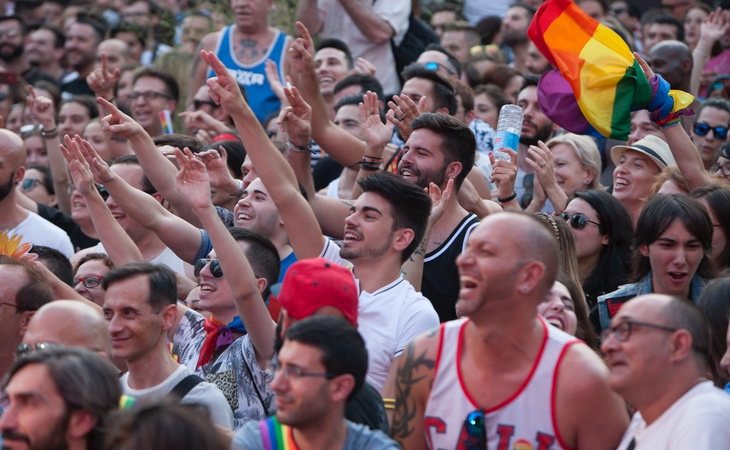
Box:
[159,109,174,135]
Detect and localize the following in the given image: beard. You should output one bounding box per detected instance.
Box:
[2,409,70,450]
[0,43,23,62]
[0,172,15,202]
[398,160,448,189]
[339,233,393,261]
[519,121,554,147]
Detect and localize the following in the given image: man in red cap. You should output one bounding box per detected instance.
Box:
[271,257,388,432]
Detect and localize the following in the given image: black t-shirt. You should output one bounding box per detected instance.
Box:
[37,203,98,252]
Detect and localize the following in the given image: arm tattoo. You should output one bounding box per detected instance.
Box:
[392,340,435,442]
[407,237,428,264]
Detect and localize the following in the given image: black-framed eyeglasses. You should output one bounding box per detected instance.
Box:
[194,258,223,278]
[609,6,627,15]
[16,342,58,358]
[559,212,601,231]
[74,275,104,289]
[463,409,486,450]
[600,320,678,342]
[21,178,46,192]
[194,99,217,110]
[711,161,730,177]
[128,91,172,102]
[693,121,729,140]
[266,359,336,380]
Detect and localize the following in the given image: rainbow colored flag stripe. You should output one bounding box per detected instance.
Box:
[259,416,299,450]
[528,0,692,140]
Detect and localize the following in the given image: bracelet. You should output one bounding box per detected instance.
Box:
[286,140,311,153]
[382,397,396,411]
[41,126,58,138]
[360,160,381,171]
[362,155,383,162]
[498,192,517,203]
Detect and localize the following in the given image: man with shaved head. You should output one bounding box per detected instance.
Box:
[647,41,698,133]
[602,294,730,449]
[23,300,112,359]
[0,129,73,258]
[390,212,628,450]
[96,38,133,72]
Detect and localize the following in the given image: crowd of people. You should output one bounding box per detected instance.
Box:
[0,0,729,449]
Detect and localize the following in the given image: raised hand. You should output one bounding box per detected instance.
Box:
[489,148,518,200]
[178,108,229,135]
[699,8,729,45]
[265,59,287,105]
[525,140,558,190]
[279,84,312,146]
[427,178,454,226]
[174,147,213,211]
[200,49,248,116]
[59,135,99,196]
[25,86,55,129]
[197,147,237,192]
[386,94,426,141]
[359,91,392,154]
[86,54,121,101]
[97,97,146,139]
[352,57,376,77]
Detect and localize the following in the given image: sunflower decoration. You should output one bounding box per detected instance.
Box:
[0,230,36,261]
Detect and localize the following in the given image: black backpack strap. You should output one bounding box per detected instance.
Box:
[170,374,204,401]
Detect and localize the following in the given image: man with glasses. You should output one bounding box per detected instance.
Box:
[390,212,628,450]
[102,262,234,429]
[602,294,730,449]
[232,316,398,449]
[0,256,53,377]
[129,68,179,138]
[689,98,730,170]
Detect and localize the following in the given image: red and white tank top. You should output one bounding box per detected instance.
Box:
[423,318,579,450]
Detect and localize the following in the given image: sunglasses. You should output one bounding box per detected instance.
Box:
[74,275,104,289]
[560,212,601,230]
[693,122,729,140]
[463,409,486,449]
[21,178,45,192]
[96,184,109,201]
[16,342,58,358]
[194,258,223,278]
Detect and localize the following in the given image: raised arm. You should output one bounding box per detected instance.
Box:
[288,22,368,167]
[690,9,728,97]
[202,49,325,259]
[636,54,710,190]
[338,0,397,45]
[175,148,275,363]
[26,87,71,214]
[295,0,322,37]
[60,135,143,266]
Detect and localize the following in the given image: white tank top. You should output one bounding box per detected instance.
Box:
[424,318,579,450]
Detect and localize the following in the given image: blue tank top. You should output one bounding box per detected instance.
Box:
[208,26,287,124]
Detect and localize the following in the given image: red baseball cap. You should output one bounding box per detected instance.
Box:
[271,258,359,326]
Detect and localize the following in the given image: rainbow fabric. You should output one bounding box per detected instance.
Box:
[259,417,299,450]
[528,0,693,140]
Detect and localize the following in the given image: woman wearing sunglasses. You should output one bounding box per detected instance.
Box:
[72,253,114,306]
[19,165,55,207]
[596,194,715,331]
[562,190,633,311]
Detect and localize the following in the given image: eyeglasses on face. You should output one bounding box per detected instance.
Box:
[559,212,601,231]
[693,121,729,140]
[600,319,678,342]
[609,7,627,15]
[128,91,172,102]
[711,161,730,177]
[463,409,486,449]
[21,178,46,192]
[16,342,58,358]
[266,359,336,380]
[74,275,104,289]
[194,258,223,278]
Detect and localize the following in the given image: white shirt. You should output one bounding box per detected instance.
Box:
[617,380,730,449]
[10,211,74,259]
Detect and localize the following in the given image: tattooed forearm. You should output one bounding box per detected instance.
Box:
[391,341,435,443]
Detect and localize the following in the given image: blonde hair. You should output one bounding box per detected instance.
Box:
[546,133,603,190]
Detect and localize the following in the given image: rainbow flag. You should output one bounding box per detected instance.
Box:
[528,0,693,140]
[258,416,299,450]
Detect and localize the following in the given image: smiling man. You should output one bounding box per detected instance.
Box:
[103,262,233,429]
[232,316,398,450]
[601,294,730,449]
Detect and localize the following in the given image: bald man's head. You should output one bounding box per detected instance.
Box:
[24,300,111,358]
[647,40,692,89]
[0,128,26,170]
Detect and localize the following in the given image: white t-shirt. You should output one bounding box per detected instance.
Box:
[120,364,234,429]
[10,211,74,259]
[94,242,188,275]
[321,238,439,391]
[617,380,730,449]
[316,0,410,94]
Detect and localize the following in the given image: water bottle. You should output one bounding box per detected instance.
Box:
[493,104,523,161]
